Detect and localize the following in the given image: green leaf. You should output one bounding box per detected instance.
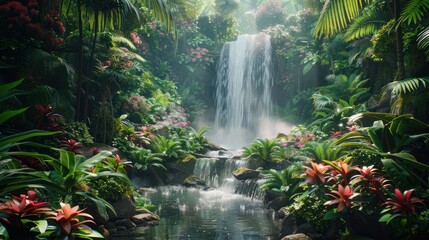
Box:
[0,78,24,96]
[378,213,392,223]
[0,108,28,125]
[0,222,9,239]
[399,0,429,25]
[0,130,59,147]
[323,208,338,220]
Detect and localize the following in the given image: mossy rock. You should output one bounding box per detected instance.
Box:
[182,175,206,188]
[232,167,259,180]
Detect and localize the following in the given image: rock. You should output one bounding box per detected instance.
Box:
[207,142,227,151]
[232,155,242,160]
[280,214,297,236]
[281,233,312,240]
[182,175,206,188]
[98,225,110,238]
[104,222,117,234]
[116,226,127,231]
[109,195,136,219]
[136,187,156,195]
[114,219,136,229]
[264,189,282,203]
[277,207,288,219]
[267,197,286,211]
[132,212,160,226]
[232,167,259,180]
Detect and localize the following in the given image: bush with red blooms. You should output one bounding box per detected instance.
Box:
[0,0,65,46]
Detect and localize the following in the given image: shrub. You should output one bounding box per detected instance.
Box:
[255,0,285,31]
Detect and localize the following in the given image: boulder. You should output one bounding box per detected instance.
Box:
[114,219,136,229]
[281,233,312,240]
[182,175,206,188]
[280,214,297,236]
[232,167,259,180]
[132,212,160,226]
[109,195,136,219]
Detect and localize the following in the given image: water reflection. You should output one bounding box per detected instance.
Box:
[111,186,280,240]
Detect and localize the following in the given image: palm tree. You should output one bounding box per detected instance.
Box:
[314,0,429,80]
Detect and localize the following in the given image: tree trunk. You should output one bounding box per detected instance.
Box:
[394,0,405,80]
[75,0,83,121]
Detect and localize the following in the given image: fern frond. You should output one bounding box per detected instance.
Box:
[314,0,371,38]
[399,0,429,25]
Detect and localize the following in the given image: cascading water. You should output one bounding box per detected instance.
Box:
[213,33,274,149]
[193,156,264,199]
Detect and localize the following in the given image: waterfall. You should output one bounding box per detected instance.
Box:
[213,33,274,149]
[193,156,263,199]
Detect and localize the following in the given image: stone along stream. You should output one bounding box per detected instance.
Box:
[111,153,281,240]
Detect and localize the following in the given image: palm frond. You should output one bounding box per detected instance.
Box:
[417,27,429,60]
[21,49,76,88]
[312,93,336,109]
[344,6,387,41]
[399,0,429,25]
[315,0,371,38]
[112,35,137,51]
[382,78,429,96]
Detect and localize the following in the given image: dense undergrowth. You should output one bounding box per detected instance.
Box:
[1,0,429,239]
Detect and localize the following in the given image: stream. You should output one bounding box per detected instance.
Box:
[111,154,281,240]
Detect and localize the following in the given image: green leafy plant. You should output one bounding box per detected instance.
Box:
[150,135,183,161]
[241,139,284,167]
[47,150,130,219]
[260,162,304,203]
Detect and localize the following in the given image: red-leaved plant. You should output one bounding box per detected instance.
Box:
[324,184,360,212]
[0,190,51,219]
[47,203,96,235]
[304,161,328,184]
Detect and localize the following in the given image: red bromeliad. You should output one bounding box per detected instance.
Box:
[304,161,328,184]
[0,190,51,219]
[383,189,424,215]
[324,184,360,212]
[47,203,95,235]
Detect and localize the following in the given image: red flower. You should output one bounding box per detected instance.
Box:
[304,162,327,184]
[62,140,82,154]
[54,21,65,34]
[325,185,360,212]
[114,154,122,163]
[0,190,52,218]
[90,147,100,156]
[384,189,424,214]
[47,203,94,235]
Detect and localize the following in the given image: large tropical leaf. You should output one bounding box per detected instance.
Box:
[314,0,371,38]
[399,0,429,25]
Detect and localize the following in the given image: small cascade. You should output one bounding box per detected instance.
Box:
[193,155,263,200]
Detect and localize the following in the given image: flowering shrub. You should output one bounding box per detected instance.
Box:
[255,0,285,31]
[122,95,151,117]
[179,47,214,71]
[0,0,65,47]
